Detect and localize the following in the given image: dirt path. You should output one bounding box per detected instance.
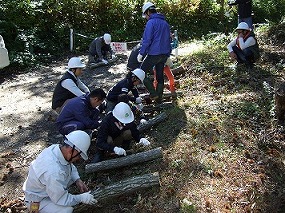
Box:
[0,42,193,211]
[0,52,133,208]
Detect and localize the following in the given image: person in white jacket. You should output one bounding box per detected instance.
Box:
[227,22,260,71]
[23,130,97,213]
[52,57,90,113]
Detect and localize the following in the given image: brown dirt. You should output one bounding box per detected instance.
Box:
[1,30,285,213]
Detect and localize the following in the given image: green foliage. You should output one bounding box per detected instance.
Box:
[253,0,285,23]
[1,0,285,69]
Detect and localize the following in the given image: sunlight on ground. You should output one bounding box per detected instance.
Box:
[177,42,204,56]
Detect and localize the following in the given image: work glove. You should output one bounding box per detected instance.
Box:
[140,118,148,125]
[101,59,108,64]
[111,54,116,60]
[136,103,144,111]
[78,191,97,205]
[135,97,142,104]
[137,54,143,62]
[139,138,150,146]
[114,146,127,156]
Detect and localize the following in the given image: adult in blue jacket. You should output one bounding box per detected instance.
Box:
[137,2,171,103]
[56,88,106,136]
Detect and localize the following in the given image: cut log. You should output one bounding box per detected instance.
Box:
[140,91,182,100]
[137,112,167,132]
[88,57,118,69]
[171,65,186,76]
[85,147,163,173]
[142,102,174,113]
[74,172,160,212]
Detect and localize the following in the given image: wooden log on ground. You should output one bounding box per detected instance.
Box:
[171,65,186,76]
[140,91,182,100]
[74,172,160,212]
[85,147,163,173]
[88,57,118,69]
[137,112,167,132]
[142,102,174,113]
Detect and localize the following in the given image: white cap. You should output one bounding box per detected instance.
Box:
[112,102,134,124]
[103,33,111,44]
[142,2,155,14]
[68,57,86,69]
[236,22,250,31]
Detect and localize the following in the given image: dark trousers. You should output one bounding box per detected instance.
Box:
[232,46,255,65]
[140,54,168,84]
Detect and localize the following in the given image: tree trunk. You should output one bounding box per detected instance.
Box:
[74,172,160,212]
[85,147,163,173]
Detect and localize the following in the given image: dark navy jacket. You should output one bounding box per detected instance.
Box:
[56,93,101,130]
[229,0,252,19]
[52,72,77,110]
[106,78,139,103]
[96,113,141,152]
[140,13,171,57]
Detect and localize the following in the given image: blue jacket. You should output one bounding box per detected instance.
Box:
[139,13,171,57]
[56,93,101,130]
[106,78,139,103]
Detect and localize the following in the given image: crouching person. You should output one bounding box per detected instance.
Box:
[92,102,150,163]
[23,130,97,213]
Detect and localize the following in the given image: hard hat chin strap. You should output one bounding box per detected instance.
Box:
[68,145,82,162]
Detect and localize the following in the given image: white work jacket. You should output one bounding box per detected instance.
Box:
[23,144,81,206]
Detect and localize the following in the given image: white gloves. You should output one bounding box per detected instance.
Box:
[78,191,97,205]
[114,146,126,156]
[111,54,116,59]
[136,103,144,111]
[137,54,143,62]
[101,59,108,64]
[140,119,148,124]
[136,97,142,104]
[139,138,150,146]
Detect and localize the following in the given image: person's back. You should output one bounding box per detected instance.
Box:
[88,33,114,64]
[56,89,106,136]
[138,2,171,103]
[127,43,141,71]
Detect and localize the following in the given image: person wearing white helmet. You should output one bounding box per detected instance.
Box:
[92,102,150,163]
[227,22,260,71]
[105,68,145,112]
[127,42,177,99]
[88,33,115,65]
[138,2,172,104]
[52,57,90,114]
[23,130,97,213]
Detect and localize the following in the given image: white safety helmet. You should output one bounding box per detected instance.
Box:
[65,130,91,160]
[142,2,155,14]
[132,68,145,82]
[236,22,250,31]
[103,33,111,44]
[68,57,86,69]
[112,102,134,124]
